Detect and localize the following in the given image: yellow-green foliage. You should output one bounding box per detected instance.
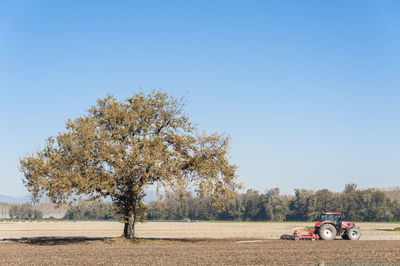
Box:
[20,90,239,238]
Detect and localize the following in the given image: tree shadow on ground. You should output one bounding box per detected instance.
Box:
[0,236,207,246]
[1,237,106,246]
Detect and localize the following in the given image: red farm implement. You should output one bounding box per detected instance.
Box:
[280,229,319,241]
[280,212,361,241]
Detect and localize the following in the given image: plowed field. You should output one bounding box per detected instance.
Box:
[1,221,400,265]
[1,238,400,265]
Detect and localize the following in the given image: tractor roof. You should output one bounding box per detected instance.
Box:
[323,212,339,215]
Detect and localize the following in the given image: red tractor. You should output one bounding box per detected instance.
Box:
[281,212,361,240]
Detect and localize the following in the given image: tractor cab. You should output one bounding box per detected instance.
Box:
[320,212,340,224]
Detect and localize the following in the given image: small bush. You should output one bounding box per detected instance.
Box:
[394,227,400,231]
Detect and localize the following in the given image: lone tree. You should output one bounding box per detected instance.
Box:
[20,91,239,238]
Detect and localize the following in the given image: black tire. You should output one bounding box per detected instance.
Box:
[319,224,337,240]
[347,227,361,240]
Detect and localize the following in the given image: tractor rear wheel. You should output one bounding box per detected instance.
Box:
[319,224,336,240]
[346,227,361,240]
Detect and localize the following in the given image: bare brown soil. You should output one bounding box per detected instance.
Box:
[0,237,399,265]
[1,222,400,265]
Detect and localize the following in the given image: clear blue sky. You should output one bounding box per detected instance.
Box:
[1,0,399,197]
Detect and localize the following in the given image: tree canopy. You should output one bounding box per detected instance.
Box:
[20,90,239,238]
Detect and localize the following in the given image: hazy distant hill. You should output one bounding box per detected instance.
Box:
[0,194,31,204]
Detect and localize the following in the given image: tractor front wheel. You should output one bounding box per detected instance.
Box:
[319,224,336,240]
[346,227,361,240]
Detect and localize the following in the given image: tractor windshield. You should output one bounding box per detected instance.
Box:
[321,214,338,223]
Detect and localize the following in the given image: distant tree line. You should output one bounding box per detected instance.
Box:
[2,184,400,222]
[63,200,118,220]
[0,203,43,220]
[1,201,116,221]
[146,184,400,222]
[0,201,67,219]
[10,203,43,220]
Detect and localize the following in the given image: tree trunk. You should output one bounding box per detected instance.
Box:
[123,214,136,239]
